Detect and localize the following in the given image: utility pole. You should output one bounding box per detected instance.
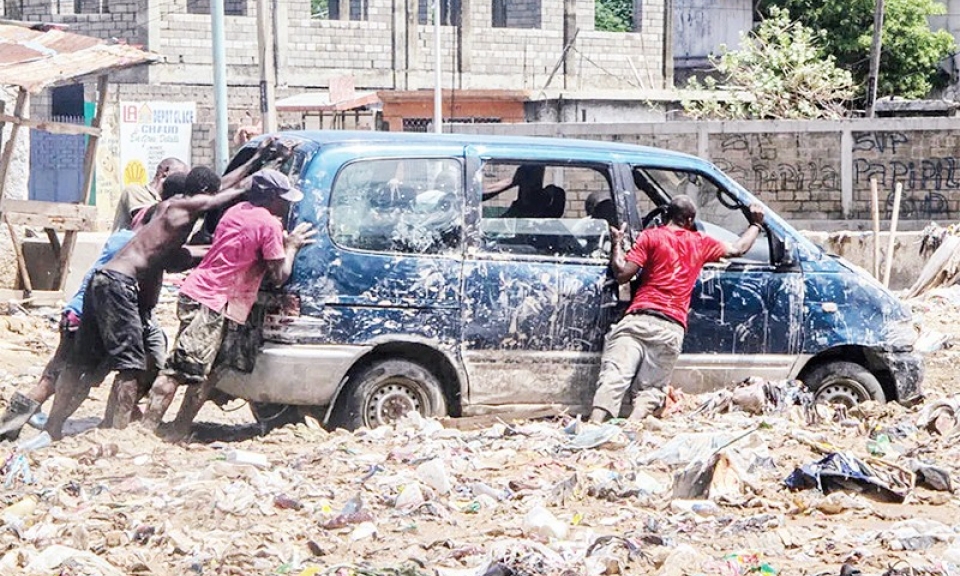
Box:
[433,0,442,134]
[256,0,277,133]
[866,0,885,118]
[211,0,229,172]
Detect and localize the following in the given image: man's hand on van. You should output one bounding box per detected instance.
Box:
[724,204,766,258]
[284,222,317,251]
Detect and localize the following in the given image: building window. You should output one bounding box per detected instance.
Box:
[314,0,369,20]
[418,0,461,25]
[187,0,247,16]
[51,84,85,118]
[74,0,109,14]
[492,0,540,29]
[595,0,637,32]
[329,158,463,255]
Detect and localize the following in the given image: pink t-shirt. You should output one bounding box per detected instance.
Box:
[180,202,286,323]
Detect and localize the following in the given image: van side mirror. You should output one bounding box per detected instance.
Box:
[771,234,799,270]
[780,239,799,268]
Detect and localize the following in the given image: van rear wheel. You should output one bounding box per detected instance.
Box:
[805,360,885,407]
[332,359,447,430]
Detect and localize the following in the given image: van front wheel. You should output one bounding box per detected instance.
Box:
[333,359,448,430]
[805,360,886,406]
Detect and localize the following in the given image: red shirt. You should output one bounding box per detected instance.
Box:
[624,226,726,329]
[180,202,286,323]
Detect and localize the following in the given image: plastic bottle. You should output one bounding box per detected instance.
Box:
[670,499,721,517]
[16,431,51,453]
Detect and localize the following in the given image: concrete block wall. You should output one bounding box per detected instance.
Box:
[448,118,960,225]
[22,0,148,44]
[22,0,660,91]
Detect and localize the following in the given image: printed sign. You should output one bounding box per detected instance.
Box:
[119,101,196,186]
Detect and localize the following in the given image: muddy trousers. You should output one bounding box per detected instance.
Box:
[591,313,684,419]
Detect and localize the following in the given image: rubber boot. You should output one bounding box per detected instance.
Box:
[0,393,41,441]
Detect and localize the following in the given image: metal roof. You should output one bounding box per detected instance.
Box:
[275,91,381,112]
[0,22,157,93]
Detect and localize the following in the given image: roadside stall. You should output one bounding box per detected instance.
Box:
[0,20,156,305]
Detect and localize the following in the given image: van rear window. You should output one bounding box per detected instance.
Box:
[329,158,463,255]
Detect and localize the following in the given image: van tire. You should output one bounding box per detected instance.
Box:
[331,359,448,430]
[805,360,885,406]
[249,402,301,432]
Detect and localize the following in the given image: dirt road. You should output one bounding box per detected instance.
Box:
[0,292,957,575]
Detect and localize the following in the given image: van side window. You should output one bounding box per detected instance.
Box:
[635,167,771,263]
[329,158,463,255]
[479,161,613,260]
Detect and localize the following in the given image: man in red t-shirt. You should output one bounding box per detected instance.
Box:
[589,195,765,423]
[142,169,315,439]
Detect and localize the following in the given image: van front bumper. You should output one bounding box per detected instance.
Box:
[873,349,924,405]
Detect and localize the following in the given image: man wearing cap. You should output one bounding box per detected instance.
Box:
[44,147,279,440]
[142,169,315,440]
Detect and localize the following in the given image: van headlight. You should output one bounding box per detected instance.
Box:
[882,318,921,350]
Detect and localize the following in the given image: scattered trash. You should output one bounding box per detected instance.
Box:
[917,397,960,436]
[224,448,269,468]
[568,423,627,450]
[0,291,958,575]
[904,459,953,492]
[522,505,568,540]
[784,452,913,503]
[416,458,452,495]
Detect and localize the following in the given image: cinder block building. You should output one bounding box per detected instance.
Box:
[2,0,678,221]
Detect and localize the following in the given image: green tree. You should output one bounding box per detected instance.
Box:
[683,9,855,119]
[312,0,329,18]
[596,0,633,32]
[759,0,956,100]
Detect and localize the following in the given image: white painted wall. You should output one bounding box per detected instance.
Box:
[674,0,752,67]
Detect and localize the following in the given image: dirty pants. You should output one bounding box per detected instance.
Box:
[591,313,684,418]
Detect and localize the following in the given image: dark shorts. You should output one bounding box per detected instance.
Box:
[163,294,228,385]
[73,269,147,373]
[41,314,78,382]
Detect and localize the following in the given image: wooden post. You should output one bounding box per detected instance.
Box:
[870,178,881,279]
[256,0,277,133]
[865,0,885,117]
[0,88,28,200]
[883,182,903,288]
[0,89,29,294]
[55,75,109,292]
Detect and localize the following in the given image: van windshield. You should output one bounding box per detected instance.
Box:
[329,157,463,255]
[632,166,771,264]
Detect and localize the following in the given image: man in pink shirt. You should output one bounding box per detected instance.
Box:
[142,169,315,439]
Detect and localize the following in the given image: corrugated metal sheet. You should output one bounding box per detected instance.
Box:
[0,24,157,93]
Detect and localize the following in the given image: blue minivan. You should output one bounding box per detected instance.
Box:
[214,131,923,429]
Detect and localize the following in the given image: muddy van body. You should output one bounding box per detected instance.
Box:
[214,131,923,429]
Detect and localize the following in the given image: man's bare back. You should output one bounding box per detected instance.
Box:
[104,198,210,281]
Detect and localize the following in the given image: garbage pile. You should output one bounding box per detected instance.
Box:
[0,295,958,574]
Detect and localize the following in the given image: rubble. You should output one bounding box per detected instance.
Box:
[0,288,957,574]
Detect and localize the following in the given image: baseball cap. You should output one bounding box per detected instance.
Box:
[251,169,303,203]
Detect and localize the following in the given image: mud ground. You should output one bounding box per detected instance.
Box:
[0,289,957,575]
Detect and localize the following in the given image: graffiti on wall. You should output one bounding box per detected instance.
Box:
[852,131,954,219]
[713,134,840,195]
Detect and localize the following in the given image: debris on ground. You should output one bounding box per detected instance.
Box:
[0,279,956,575]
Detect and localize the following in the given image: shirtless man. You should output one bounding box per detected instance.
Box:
[45,141,281,439]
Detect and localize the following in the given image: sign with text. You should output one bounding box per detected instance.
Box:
[119,101,196,186]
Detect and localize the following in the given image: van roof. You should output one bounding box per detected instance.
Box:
[278,129,702,164]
